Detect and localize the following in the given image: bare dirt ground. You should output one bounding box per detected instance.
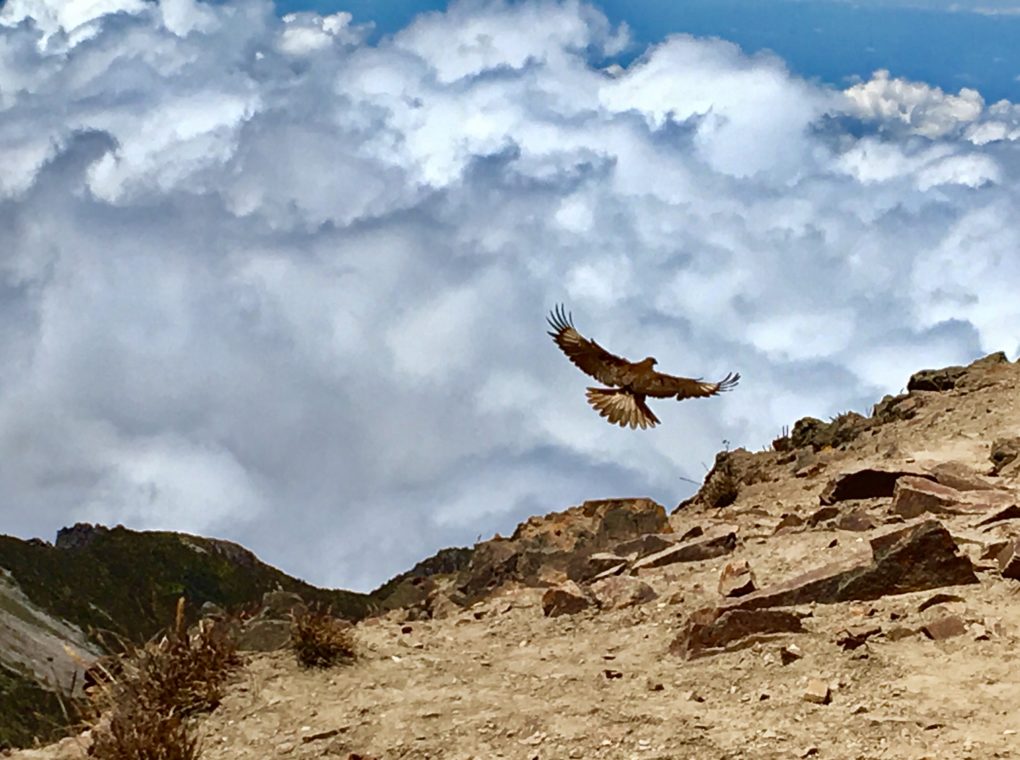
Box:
[12,355,1020,760]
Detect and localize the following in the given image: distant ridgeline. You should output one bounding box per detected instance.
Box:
[0,524,373,645]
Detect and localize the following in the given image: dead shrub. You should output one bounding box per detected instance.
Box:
[702,458,739,508]
[86,598,240,760]
[290,607,356,668]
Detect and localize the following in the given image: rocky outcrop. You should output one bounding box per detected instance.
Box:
[726,521,977,611]
[457,498,669,600]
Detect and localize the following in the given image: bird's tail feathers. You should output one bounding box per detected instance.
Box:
[585,387,660,430]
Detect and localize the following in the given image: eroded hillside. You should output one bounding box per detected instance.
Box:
[9,352,1020,760]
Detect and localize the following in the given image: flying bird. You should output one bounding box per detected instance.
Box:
[547,304,739,429]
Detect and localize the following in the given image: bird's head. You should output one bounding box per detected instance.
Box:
[644,356,657,367]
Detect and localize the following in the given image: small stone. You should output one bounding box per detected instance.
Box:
[803,679,831,705]
[835,624,882,651]
[718,560,757,598]
[646,678,664,691]
[885,626,916,641]
[917,592,965,612]
[780,644,803,665]
[922,614,967,640]
[682,689,705,702]
[836,509,877,532]
[603,669,623,680]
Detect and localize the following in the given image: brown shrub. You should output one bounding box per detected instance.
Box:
[86,598,240,760]
[290,607,356,668]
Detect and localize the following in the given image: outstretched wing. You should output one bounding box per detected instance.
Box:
[547,304,633,387]
[636,370,740,400]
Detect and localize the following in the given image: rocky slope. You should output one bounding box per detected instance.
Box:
[7,351,1020,759]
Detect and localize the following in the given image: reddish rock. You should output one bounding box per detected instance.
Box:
[541,581,593,617]
[922,615,967,640]
[612,533,677,559]
[929,462,998,492]
[807,506,841,527]
[820,468,931,505]
[836,509,877,532]
[892,476,1009,519]
[917,593,964,612]
[631,530,737,572]
[726,520,977,611]
[974,504,1020,528]
[718,560,757,598]
[774,514,805,534]
[997,540,1020,580]
[590,575,658,610]
[669,607,805,660]
[678,525,705,542]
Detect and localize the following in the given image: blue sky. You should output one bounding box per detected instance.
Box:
[278,0,1020,103]
[2,0,1020,590]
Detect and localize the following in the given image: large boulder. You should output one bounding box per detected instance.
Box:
[726,520,977,610]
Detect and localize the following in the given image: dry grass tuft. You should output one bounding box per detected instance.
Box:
[291,606,356,669]
[86,598,240,760]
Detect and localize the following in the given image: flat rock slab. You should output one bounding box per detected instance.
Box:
[631,530,737,572]
[612,533,677,560]
[726,520,977,611]
[893,476,1013,519]
[669,607,805,660]
[820,468,932,505]
[928,462,999,492]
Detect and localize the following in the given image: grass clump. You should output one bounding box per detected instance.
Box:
[291,607,356,668]
[86,598,239,760]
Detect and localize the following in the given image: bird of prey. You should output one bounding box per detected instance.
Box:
[547,305,740,429]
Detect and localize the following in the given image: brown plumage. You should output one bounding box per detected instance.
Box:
[547,304,739,429]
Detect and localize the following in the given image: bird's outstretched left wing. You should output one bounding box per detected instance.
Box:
[547,304,632,387]
[635,371,740,400]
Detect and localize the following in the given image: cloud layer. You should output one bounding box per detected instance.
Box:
[2,0,1019,590]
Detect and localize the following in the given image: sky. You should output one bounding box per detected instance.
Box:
[1,0,1019,592]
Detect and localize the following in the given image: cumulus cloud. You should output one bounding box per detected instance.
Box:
[1,0,1019,590]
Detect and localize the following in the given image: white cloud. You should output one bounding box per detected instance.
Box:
[2,0,1019,591]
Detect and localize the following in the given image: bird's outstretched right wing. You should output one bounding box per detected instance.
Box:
[547,304,632,387]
